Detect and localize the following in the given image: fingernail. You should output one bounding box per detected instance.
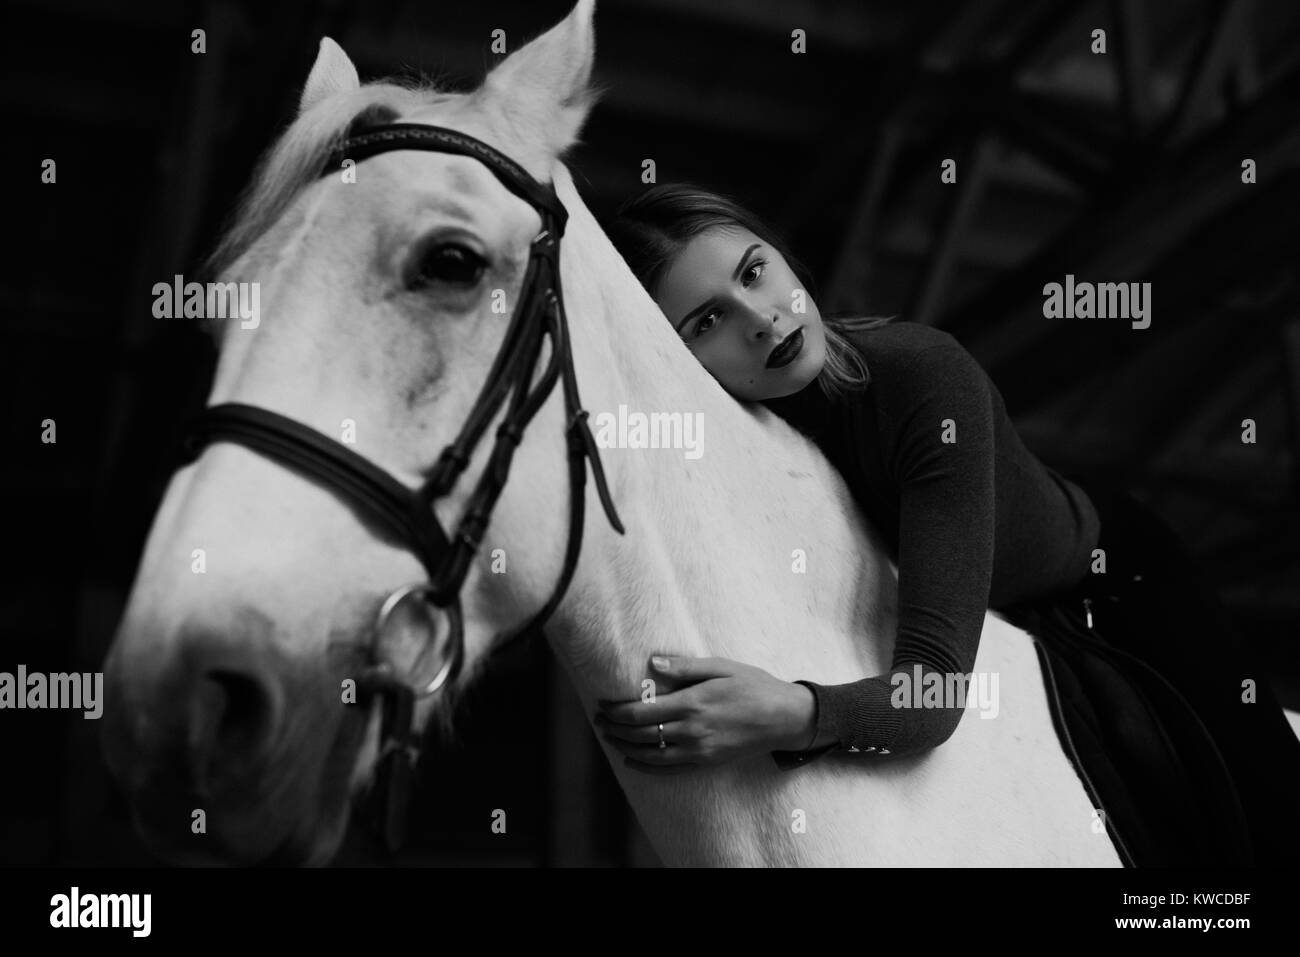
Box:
[652,656,670,671]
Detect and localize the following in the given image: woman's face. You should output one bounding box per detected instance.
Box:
[653,226,827,401]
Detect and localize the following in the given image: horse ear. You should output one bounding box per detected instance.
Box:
[482,0,599,155]
[299,37,360,114]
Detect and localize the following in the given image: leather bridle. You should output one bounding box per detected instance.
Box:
[178,122,625,853]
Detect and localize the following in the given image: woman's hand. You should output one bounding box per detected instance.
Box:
[594,655,817,774]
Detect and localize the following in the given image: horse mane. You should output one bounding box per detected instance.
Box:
[202,78,467,283]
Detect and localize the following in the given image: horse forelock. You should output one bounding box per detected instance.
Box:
[206,53,604,291]
[204,79,468,284]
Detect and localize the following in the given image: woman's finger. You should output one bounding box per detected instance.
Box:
[649,654,735,684]
[596,688,695,726]
[598,718,690,747]
[600,727,694,765]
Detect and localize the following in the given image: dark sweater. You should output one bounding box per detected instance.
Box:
[762,320,1100,767]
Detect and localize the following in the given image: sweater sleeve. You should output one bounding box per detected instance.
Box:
[773,338,996,769]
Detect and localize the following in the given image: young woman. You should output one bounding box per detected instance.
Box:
[596,183,1102,770]
[593,182,1300,865]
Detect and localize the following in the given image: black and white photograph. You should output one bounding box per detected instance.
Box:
[3,0,1299,935]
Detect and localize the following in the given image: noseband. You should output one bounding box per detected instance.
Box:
[179,122,625,852]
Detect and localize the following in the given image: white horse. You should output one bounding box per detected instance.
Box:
[101,0,1294,866]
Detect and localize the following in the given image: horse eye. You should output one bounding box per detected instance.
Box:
[407,243,487,289]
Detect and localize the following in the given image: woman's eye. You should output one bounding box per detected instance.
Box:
[694,310,721,337]
[742,260,766,285]
[408,243,487,289]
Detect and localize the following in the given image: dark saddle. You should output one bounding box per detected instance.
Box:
[1000,486,1256,867]
[1004,592,1253,867]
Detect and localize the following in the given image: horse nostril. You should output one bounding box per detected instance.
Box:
[189,667,282,787]
[210,670,272,751]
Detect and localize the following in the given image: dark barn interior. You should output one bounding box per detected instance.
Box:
[3,0,1299,867]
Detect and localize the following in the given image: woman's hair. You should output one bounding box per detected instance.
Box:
[602,182,896,402]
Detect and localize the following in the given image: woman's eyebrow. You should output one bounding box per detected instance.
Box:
[674,301,712,332]
[731,243,760,281]
[673,243,762,332]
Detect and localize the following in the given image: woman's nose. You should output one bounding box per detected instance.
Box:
[745,309,781,340]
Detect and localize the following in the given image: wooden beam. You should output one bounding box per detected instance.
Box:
[895,76,1125,195]
[1132,307,1284,474]
[1282,317,1300,500]
[617,0,905,53]
[775,0,969,234]
[910,135,997,327]
[944,64,1300,401]
[1014,422,1293,508]
[993,91,1112,190]
[824,122,904,312]
[343,24,838,140]
[1111,0,1154,136]
[1157,0,1252,146]
[1227,2,1261,104]
[986,171,1298,429]
[1148,447,1290,509]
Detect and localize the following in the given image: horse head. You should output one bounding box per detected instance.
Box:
[103,0,611,865]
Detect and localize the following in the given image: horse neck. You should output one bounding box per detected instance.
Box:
[543,168,896,700]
